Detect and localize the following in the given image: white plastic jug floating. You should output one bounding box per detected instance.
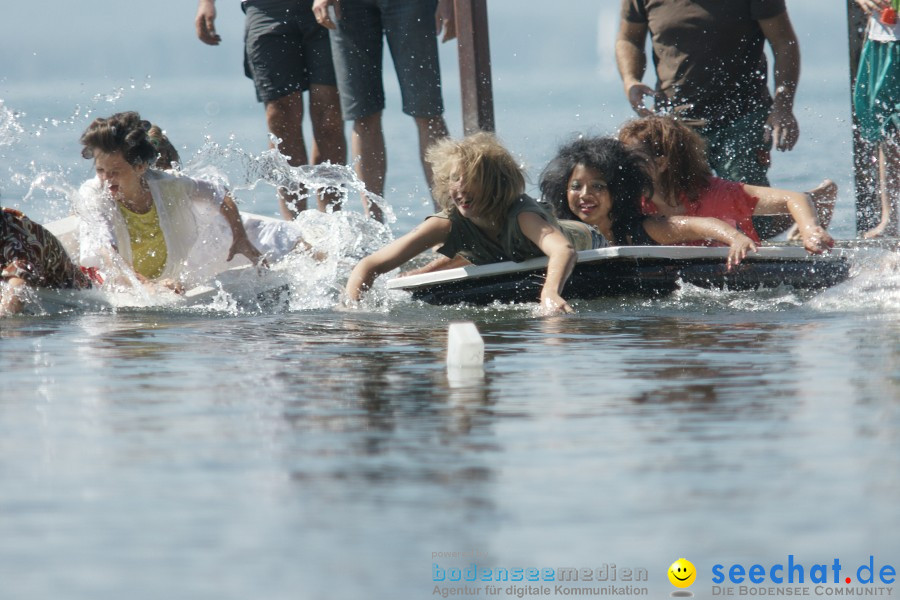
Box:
[446,321,484,368]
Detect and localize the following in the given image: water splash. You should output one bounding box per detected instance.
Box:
[187,138,396,225]
[808,248,900,313]
[0,101,25,147]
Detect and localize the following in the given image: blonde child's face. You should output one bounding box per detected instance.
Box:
[567,163,612,228]
[448,165,483,220]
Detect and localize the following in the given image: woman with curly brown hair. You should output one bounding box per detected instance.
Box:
[618,115,834,254]
[77,111,263,292]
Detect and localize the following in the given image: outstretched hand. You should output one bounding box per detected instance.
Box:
[228,237,267,268]
[538,292,574,317]
[799,225,835,254]
[726,233,758,272]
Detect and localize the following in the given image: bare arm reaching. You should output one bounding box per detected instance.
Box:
[518,212,577,316]
[643,216,758,271]
[745,185,834,253]
[345,217,452,302]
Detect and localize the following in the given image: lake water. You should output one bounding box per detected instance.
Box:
[1,1,899,599]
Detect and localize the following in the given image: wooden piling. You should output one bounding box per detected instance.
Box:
[847,0,878,234]
[454,0,495,134]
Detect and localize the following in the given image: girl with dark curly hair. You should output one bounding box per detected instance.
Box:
[540,135,762,270]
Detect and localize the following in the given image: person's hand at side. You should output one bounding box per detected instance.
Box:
[760,11,801,151]
[436,0,457,43]
[615,19,656,117]
[195,0,221,45]
[856,0,889,15]
[765,104,800,152]
[313,0,341,29]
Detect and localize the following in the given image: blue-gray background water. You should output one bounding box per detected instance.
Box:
[1,2,899,599]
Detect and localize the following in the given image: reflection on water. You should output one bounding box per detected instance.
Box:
[1,304,900,598]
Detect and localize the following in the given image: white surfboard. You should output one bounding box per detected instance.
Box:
[386,245,851,305]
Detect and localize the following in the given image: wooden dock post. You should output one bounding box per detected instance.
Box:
[847,0,879,234]
[454,0,495,134]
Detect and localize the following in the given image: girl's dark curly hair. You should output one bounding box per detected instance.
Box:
[539,136,652,244]
[80,111,157,167]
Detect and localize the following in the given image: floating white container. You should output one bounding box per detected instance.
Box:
[446,322,484,369]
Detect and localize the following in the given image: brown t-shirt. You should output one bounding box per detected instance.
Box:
[428,195,597,265]
[621,0,786,124]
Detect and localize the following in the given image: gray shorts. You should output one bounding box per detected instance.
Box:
[328,0,444,120]
[242,0,338,103]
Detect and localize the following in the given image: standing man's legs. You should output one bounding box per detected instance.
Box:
[866,139,900,238]
[304,14,347,212]
[245,0,346,219]
[330,0,448,218]
[308,86,347,213]
[351,112,387,221]
[265,91,312,219]
[384,0,447,206]
[327,0,387,220]
[414,115,449,192]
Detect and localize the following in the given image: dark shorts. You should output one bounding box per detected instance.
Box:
[328,0,444,120]
[242,0,338,103]
[699,106,792,239]
[1,208,92,289]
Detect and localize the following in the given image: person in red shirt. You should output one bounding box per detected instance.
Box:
[618,116,835,254]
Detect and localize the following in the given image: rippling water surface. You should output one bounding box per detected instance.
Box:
[3,281,899,598]
[2,1,899,598]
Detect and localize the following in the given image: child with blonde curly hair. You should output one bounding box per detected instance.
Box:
[344,132,604,314]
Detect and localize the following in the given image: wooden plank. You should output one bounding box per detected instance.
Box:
[847,0,879,234]
[454,0,495,134]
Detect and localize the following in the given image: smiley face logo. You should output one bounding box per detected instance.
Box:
[668,558,696,588]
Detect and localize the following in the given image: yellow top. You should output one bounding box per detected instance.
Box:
[119,202,168,280]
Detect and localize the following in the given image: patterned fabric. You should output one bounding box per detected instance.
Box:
[1,208,93,289]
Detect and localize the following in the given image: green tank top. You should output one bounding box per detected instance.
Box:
[429,194,597,264]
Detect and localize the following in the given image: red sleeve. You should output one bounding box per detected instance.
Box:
[690,178,761,242]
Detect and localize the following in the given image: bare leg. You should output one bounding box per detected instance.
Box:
[865,142,900,238]
[309,83,347,212]
[414,115,449,209]
[265,91,309,220]
[351,112,386,221]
